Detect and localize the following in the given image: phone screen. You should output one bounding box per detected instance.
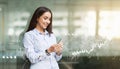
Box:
[57,38,62,44]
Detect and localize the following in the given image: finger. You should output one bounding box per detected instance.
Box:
[59,42,63,45]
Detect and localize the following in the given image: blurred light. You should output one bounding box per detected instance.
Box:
[0,8,2,11]
[10,56,13,59]
[2,56,5,59]
[6,56,9,59]
[99,10,120,39]
[8,28,14,36]
[14,56,16,59]
[74,10,96,36]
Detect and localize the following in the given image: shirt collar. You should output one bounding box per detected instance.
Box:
[33,28,49,35]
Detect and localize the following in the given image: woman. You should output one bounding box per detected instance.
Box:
[23,6,63,69]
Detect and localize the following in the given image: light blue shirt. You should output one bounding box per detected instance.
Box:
[23,28,62,69]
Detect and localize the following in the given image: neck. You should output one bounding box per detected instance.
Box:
[35,25,45,34]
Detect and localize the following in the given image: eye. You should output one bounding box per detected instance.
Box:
[44,16,51,22]
[44,17,48,20]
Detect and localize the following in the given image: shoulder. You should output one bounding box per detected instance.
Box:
[49,33,56,40]
[25,30,33,35]
[50,33,56,37]
[49,33,57,43]
[24,30,34,39]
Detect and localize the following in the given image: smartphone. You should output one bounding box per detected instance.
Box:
[57,38,62,44]
[57,38,63,47]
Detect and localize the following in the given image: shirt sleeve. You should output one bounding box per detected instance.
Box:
[55,53,62,61]
[23,33,49,63]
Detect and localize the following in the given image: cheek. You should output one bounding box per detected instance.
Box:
[39,18,45,23]
[37,18,42,23]
[38,19,41,23]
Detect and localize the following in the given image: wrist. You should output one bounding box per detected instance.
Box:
[45,49,50,56]
[56,52,62,56]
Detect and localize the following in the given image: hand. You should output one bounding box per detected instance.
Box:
[54,43,63,55]
[47,42,63,54]
[47,44,56,53]
[58,41,63,47]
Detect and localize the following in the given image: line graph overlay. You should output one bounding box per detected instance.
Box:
[59,33,111,56]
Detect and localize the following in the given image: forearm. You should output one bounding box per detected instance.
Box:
[55,53,62,61]
[26,49,50,63]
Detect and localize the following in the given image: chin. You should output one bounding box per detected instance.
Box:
[44,25,48,28]
[43,27,47,29]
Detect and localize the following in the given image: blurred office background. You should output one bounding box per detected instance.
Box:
[0,0,120,69]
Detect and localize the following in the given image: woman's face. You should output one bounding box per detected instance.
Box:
[37,11,51,30]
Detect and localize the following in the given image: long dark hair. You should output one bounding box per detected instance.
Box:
[26,6,53,34]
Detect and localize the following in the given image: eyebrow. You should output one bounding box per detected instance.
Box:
[44,16,51,19]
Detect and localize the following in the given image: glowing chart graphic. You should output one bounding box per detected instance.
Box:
[58,34,112,56]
